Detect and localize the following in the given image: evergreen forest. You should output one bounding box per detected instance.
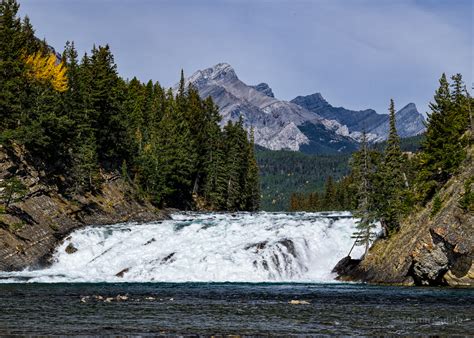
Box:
[0,0,260,211]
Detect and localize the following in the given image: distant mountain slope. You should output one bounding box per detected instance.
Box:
[292,93,426,142]
[180,63,357,154]
[180,63,424,153]
[256,147,350,211]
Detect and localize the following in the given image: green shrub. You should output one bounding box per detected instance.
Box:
[9,222,24,232]
[459,177,474,212]
[431,195,442,217]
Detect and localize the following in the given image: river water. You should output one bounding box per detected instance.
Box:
[0,212,472,335]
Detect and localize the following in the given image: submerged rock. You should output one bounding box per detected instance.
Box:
[116,295,128,301]
[332,256,362,281]
[65,243,78,254]
[160,252,176,264]
[144,238,156,245]
[289,300,310,305]
[115,268,130,278]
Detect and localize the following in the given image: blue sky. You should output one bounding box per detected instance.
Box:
[19,0,473,115]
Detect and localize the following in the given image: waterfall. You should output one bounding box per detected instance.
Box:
[0,212,367,283]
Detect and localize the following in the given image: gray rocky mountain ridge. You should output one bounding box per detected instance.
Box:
[177,63,425,153]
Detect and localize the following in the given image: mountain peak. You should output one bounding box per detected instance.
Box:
[397,102,417,112]
[203,62,237,80]
[396,103,423,119]
[251,82,274,97]
[186,63,238,89]
[291,92,330,111]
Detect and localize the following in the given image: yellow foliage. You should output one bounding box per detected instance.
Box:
[23,52,68,92]
[143,143,152,153]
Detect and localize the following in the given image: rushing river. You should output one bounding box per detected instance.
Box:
[0,212,366,283]
[0,212,472,335]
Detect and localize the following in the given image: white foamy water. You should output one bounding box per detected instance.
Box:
[0,212,368,283]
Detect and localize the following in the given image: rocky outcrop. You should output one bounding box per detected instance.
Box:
[250,83,275,98]
[0,144,169,271]
[335,146,473,287]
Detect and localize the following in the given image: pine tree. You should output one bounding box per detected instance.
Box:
[201,97,227,208]
[88,45,125,167]
[0,176,27,209]
[379,99,405,235]
[0,0,26,138]
[417,74,470,202]
[154,89,196,207]
[71,133,101,192]
[351,132,378,255]
[223,120,242,210]
[245,128,260,211]
[450,74,470,143]
[323,176,337,210]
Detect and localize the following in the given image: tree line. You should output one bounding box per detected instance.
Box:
[0,0,260,211]
[289,175,354,212]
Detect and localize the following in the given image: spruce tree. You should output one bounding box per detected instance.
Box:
[351,132,378,254]
[0,176,27,209]
[0,0,25,138]
[323,176,337,210]
[201,97,227,208]
[417,74,469,202]
[154,89,196,207]
[223,120,242,210]
[88,45,125,167]
[244,128,261,211]
[379,99,405,235]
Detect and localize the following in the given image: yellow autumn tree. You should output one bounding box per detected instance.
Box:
[23,52,68,92]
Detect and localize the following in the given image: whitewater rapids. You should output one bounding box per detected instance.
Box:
[0,212,368,283]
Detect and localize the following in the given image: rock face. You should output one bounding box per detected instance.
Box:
[0,145,169,271]
[180,63,357,154]
[250,83,275,97]
[335,146,473,287]
[292,93,426,142]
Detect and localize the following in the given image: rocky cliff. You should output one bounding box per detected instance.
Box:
[0,144,168,271]
[335,146,473,287]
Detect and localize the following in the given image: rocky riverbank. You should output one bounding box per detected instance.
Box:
[334,146,473,287]
[0,144,169,271]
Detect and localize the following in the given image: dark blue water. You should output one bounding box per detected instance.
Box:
[0,282,472,335]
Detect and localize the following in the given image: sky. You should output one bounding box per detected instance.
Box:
[19,0,473,115]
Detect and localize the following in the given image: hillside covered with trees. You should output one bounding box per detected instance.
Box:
[349,73,472,242]
[291,72,472,244]
[286,132,425,212]
[289,72,472,280]
[334,73,473,286]
[256,149,350,211]
[0,0,260,212]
